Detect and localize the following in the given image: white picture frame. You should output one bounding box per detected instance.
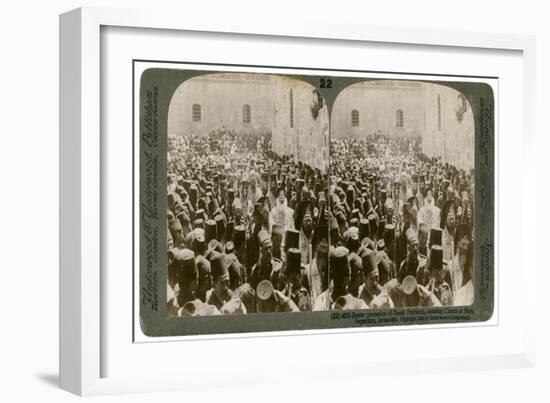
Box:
[60,6,537,396]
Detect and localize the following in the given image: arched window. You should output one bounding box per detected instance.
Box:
[351,109,360,127]
[396,109,404,128]
[243,104,251,123]
[192,104,201,122]
[289,89,294,128]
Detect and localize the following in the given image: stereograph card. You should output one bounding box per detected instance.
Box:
[136,61,494,338]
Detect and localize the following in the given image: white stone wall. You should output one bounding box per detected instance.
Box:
[271,77,329,172]
[330,80,475,171]
[421,83,475,171]
[331,80,425,139]
[168,73,330,172]
[168,73,275,137]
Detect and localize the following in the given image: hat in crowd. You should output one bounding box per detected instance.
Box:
[205,219,217,243]
[312,224,329,250]
[384,223,395,245]
[193,217,205,229]
[208,198,220,216]
[330,246,350,281]
[455,223,471,243]
[210,253,230,281]
[335,210,347,226]
[195,208,205,220]
[234,225,246,249]
[377,219,386,240]
[405,227,418,245]
[286,248,302,275]
[198,198,208,211]
[346,187,355,205]
[177,249,198,284]
[285,229,300,250]
[349,217,359,228]
[195,255,211,280]
[253,202,264,217]
[429,228,443,247]
[346,231,360,252]
[368,214,378,237]
[361,249,378,277]
[256,280,275,301]
[190,232,206,255]
[225,220,235,242]
[401,275,418,295]
[214,214,225,241]
[429,245,444,271]
[168,218,182,234]
[359,218,370,241]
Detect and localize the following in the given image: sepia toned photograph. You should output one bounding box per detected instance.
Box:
[138,64,494,336]
[328,80,475,311]
[165,72,332,316]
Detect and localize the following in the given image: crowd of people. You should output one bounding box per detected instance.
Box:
[166,128,475,317]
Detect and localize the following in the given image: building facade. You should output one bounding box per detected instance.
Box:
[168,73,329,172]
[330,80,474,171]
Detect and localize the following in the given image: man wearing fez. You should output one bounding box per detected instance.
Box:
[175,249,220,316]
[205,252,234,311]
[282,248,311,311]
[441,199,457,262]
[249,230,284,290]
[313,246,368,311]
[398,228,427,283]
[224,188,236,220]
[425,245,453,306]
[358,249,394,309]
